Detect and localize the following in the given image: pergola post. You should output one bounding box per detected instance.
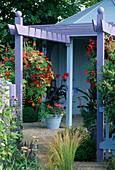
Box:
[15,11,23,117]
[66,38,73,127]
[96,7,104,161]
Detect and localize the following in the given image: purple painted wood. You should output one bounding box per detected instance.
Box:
[11,24,70,43]
[15,11,23,119]
[97,7,104,162]
[66,38,73,127]
[101,20,115,36]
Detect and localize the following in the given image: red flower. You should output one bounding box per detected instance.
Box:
[25,38,29,41]
[38,96,42,102]
[4,58,8,62]
[33,43,36,46]
[94,61,97,64]
[89,39,92,43]
[30,53,34,55]
[56,73,60,78]
[107,49,110,53]
[88,58,90,60]
[45,57,49,61]
[31,74,35,78]
[87,46,90,51]
[86,79,91,83]
[62,72,69,79]
[32,102,35,107]
[25,85,28,88]
[109,37,113,41]
[47,104,53,109]
[85,70,89,74]
[33,81,37,85]
[6,77,9,79]
[46,70,51,74]
[27,64,30,68]
[62,75,66,79]
[27,100,31,103]
[37,69,40,72]
[5,71,10,76]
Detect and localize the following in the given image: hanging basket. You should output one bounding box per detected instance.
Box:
[45,114,63,129]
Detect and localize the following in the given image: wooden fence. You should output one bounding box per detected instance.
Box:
[0,78,16,107]
[99,107,115,159]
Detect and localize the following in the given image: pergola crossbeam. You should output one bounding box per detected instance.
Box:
[8,24,70,43]
[101,20,115,36]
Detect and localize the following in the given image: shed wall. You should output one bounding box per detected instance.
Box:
[51,37,95,115]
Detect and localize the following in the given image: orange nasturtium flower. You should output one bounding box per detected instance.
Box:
[32,102,35,107]
[5,71,10,76]
[4,58,8,62]
[27,100,32,103]
[38,96,42,102]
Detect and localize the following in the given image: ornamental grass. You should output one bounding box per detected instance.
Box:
[45,127,82,170]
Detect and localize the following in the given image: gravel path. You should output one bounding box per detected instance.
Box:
[23,115,109,170]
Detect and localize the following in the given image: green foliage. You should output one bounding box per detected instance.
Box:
[23,107,38,122]
[38,102,65,120]
[77,88,97,129]
[78,36,115,129]
[0,45,54,108]
[98,37,115,127]
[46,127,82,170]
[0,82,40,169]
[81,0,102,8]
[75,134,96,161]
[0,82,22,168]
[0,0,82,47]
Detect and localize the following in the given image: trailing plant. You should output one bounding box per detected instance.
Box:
[46,127,82,170]
[0,41,54,108]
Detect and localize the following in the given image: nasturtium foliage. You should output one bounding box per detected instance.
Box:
[0,45,54,107]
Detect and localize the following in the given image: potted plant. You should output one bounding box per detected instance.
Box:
[38,72,69,129]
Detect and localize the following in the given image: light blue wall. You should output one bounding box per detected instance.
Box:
[51,37,95,115]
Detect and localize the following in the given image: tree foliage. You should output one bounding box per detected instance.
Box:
[0,0,82,46]
[81,0,102,8]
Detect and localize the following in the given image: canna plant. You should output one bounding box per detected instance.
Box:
[78,36,115,129]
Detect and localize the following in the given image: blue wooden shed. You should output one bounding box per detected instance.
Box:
[8,0,115,161]
[40,0,115,117]
[8,0,115,126]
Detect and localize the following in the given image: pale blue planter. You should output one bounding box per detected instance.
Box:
[45,114,63,129]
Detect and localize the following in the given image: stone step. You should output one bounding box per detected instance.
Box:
[73,162,108,170]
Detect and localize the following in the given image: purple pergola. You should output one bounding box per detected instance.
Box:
[8,7,115,162]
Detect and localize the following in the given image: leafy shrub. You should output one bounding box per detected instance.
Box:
[69,127,96,162]
[23,107,38,122]
[75,138,96,161]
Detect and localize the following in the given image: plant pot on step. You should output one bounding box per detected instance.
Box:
[45,114,63,129]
